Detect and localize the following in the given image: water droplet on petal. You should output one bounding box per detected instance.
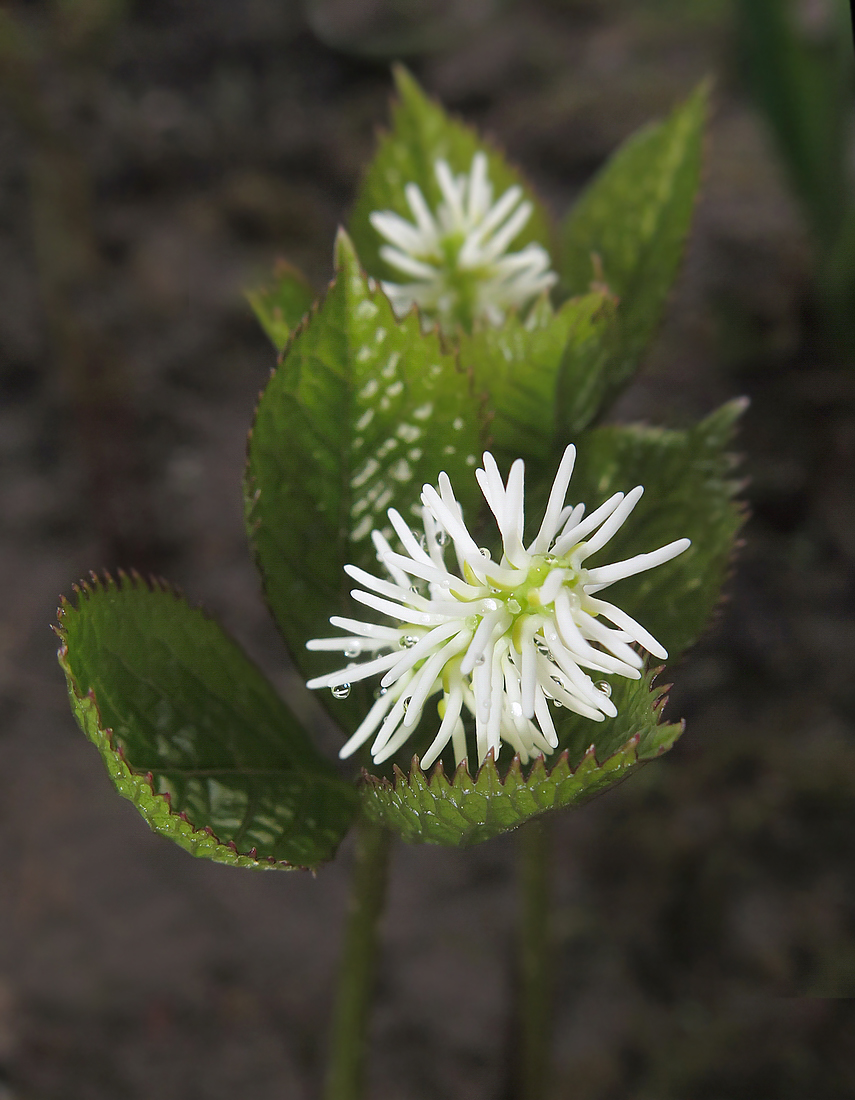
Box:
[401,698,409,712]
[400,635,419,649]
[419,533,428,551]
[331,683,351,700]
[373,686,388,699]
[475,653,487,666]
[436,529,449,546]
[344,644,361,658]
[595,680,612,698]
[510,701,523,719]
[507,599,521,615]
[479,547,491,558]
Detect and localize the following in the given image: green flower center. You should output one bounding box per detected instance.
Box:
[432,231,492,329]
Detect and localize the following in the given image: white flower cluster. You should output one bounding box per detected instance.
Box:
[306,447,690,772]
[369,152,557,329]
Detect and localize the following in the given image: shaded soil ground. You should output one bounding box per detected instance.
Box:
[1,1,854,1097]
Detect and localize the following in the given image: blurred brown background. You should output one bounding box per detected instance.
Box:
[1,0,854,1097]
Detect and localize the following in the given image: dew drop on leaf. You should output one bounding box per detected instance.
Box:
[595,680,612,697]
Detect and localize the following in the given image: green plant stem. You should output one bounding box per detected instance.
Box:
[517,815,553,1100]
[324,818,392,1100]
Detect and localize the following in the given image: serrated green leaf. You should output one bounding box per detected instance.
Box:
[349,65,553,286]
[359,667,681,846]
[247,259,315,353]
[245,229,483,734]
[560,82,708,393]
[457,290,618,468]
[57,573,357,869]
[571,400,747,661]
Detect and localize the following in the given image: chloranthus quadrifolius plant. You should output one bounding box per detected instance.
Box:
[57,66,743,866]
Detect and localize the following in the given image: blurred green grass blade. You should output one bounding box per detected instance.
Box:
[736,0,852,246]
[57,574,358,869]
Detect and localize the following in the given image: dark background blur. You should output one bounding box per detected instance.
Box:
[1,1,855,1097]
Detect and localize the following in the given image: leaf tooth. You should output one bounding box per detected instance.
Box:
[359,766,391,793]
[502,754,524,787]
[427,759,451,791]
[451,760,475,791]
[473,746,498,782]
[544,749,571,785]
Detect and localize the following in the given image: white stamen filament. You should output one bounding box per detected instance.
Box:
[371,153,557,330]
[307,444,689,771]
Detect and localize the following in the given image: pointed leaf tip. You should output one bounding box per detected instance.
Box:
[333,225,360,270]
[247,258,315,354]
[560,83,708,398]
[349,66,554,290]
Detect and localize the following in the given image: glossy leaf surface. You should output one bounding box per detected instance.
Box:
[458,290,618,468]
[245,230,482,733]
[57,574,357,869]
[570,399,746,661]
